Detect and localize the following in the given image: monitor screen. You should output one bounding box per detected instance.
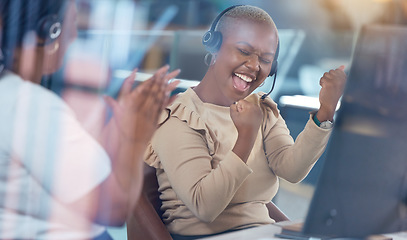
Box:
[302,24,407,238]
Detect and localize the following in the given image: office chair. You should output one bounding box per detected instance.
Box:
[127,164,172,240]
[127,163,290,240]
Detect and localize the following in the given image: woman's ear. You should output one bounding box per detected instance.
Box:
[46,41,60,55]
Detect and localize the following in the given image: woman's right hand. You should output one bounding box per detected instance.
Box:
[230,99,263,135]
[105,65,180,144]
[230,100,263,162]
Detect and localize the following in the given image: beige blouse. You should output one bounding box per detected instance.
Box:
[145,88,332,236]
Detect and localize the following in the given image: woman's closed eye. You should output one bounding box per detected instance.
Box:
[259,57,272,64]
[238,48,250,56]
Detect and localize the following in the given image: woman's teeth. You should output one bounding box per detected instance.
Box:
[234,73,253,83]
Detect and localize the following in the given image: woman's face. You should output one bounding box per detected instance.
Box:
[211,18,278,105]
[42,0,78,74]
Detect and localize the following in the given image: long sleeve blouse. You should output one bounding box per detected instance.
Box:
[145,88,331,235]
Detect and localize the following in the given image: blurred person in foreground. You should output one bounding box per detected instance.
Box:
[0,0,179,239]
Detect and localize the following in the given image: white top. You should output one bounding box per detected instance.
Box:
[0,72,111,239]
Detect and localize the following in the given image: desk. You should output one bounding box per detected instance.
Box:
[198,223,283,240]
[198,221,407,240]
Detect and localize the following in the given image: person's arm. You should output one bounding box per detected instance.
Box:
[153,117,252,223]
[67,66,180,226]
[264,66,347,183]
[264,114,331,183]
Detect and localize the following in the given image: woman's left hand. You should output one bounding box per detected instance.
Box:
[317,65,347,122]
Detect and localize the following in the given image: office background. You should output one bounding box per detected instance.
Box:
[48,0,407,238]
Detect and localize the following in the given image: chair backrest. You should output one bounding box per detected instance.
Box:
[127,164,290,240]
[126,163,172,240]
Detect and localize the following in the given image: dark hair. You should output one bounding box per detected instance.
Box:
[0,0,67,68]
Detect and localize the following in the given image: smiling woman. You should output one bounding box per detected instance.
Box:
[143,4,347,240]
[196,5,278,106]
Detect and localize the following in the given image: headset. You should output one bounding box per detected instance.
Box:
[37,14,63,89]
[0,2,63,75]
[36,14,63,46]
[201,5,279,100]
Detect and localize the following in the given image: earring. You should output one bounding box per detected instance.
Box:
[204,53,216,66]
[47,42,60,55]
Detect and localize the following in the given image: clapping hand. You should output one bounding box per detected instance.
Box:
[105,65,180,144]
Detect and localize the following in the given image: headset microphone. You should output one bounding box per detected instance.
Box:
[261,67,278,100]
[261,40,279,100]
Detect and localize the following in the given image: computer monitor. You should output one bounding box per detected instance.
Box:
[302,24,407,238]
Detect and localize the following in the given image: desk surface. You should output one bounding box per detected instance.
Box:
[198,221,407,240]
[198,223,282,240]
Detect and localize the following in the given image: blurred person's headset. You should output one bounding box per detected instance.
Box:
[37,14,63,89]
[0,0,65,58]
[36,14,62,46]
[201,5,279,99]
[0,13,61,71]
[0,0,65,84]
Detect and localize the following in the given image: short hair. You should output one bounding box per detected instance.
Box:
[216,5,277,34]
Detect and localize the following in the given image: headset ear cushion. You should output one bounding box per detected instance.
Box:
[202,31,223,53]
[37,15,62,43]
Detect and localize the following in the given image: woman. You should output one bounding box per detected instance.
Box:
[145,5,347,240]
[0,0,179,239]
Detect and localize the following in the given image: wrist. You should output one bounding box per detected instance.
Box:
[316,107,334,122]
[233,133,257,163]
[313,113,321,127]
[313,112,333,129]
